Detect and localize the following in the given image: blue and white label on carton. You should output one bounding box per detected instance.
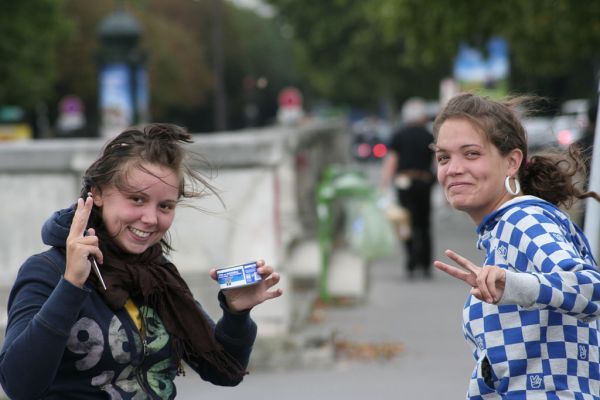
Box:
[216,261,261,289]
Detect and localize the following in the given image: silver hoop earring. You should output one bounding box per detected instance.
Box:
[504,175,521,195]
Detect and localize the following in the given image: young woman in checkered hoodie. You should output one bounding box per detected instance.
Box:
[433,93,600,399]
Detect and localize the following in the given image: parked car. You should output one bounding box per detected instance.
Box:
[350,117,391,162]
[522,116,555,151]
[523,99,589,152]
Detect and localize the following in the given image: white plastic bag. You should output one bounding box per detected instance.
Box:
[345,198,396,261]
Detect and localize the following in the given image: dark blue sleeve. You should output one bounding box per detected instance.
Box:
[186,291,257,386]
[0,253,89,399]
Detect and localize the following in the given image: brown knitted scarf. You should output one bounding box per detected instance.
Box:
[89,234,246,380]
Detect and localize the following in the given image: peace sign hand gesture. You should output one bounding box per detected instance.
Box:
[64,195,103,288]
[434,249,506,304]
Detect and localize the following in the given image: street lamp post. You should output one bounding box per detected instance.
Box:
[97,1,148,138]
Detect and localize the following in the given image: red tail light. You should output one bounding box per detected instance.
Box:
[557,130,573,146]
[357,143,371,158]
[372,143,387,158]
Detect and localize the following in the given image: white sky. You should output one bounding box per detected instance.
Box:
[227,0,275,17]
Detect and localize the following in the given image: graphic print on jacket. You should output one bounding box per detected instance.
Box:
[67,305,175,399]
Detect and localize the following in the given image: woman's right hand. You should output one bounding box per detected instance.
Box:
[434,249,506,304]
[64,196,103,288]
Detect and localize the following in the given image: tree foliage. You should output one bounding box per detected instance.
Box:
[0,0,298,135]
[7,0,598,134]
[264,0,421,108]
[222,6,300,127]
[136,0,215,121]
[0,0,69,107]
[266,0,600,108]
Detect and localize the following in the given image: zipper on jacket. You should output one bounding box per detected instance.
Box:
[132,304,155,398]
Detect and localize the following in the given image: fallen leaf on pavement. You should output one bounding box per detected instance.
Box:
[334,339,404,361]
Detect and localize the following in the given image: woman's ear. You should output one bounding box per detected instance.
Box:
[91,187,103,207]
[506,148,524,176]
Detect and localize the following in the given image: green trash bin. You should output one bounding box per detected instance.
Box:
[316,165,395,302]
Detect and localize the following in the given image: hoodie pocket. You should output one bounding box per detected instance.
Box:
[468,351,500,398]
[481,357,494,387]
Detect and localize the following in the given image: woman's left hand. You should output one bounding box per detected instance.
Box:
[434,249,506,304]
[210,259,283,312]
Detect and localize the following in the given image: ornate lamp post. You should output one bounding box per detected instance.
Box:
[97,1,148,138]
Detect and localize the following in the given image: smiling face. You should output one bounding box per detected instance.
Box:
[435,118,522,224]
[92,162,180,254]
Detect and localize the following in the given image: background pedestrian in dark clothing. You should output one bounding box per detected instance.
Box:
[381,97,435,279]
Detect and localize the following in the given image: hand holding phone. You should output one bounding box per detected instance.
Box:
[65,194,105,289]
[85,233,107,291]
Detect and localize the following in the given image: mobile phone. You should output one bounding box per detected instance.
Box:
[82,191,107,291]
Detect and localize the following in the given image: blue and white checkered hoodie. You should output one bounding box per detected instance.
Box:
[464,195,600,399]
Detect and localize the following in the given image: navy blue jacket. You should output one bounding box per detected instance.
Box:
[0,206,257,399]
